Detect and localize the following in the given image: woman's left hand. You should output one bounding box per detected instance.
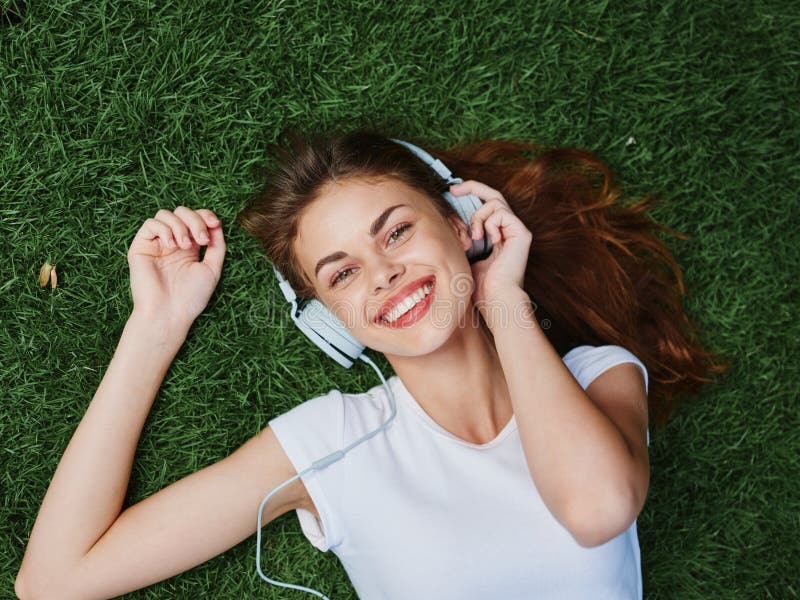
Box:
[449,180,533,313]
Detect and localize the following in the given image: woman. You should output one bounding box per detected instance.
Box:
[15,130,728,599]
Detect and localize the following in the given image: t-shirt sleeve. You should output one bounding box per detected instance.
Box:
[268,389,346,552]
[562,345,651,447]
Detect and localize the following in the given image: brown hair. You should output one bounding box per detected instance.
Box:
[237,129,731,430]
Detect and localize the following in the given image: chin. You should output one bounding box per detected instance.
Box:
[368,313,466,358]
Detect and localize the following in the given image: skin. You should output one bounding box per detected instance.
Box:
[293,176,517,444]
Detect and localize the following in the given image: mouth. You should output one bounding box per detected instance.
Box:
[374,276,436,328]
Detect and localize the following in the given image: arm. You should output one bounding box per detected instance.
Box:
[489,288,649,547]
[15,313,184,593]
[452,179,649,548]
[15,314,307,597]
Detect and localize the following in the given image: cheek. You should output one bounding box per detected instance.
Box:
[414,226,459,259]
[325,290,376,332]
[431,234,471,276]
[325,297,357,329]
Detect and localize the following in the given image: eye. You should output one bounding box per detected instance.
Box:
[388,223,412,244]
[330,223,413,288]
[331,267,355,287]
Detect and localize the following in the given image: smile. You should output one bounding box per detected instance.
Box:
[376,279,436,328]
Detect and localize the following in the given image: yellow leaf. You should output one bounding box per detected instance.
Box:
[50,265,58,289]
[39,261,53,288]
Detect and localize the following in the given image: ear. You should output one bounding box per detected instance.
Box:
[447,213,472,253]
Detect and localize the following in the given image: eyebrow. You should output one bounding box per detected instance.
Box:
[314,203,408,279]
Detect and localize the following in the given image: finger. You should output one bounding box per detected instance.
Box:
[483,207,531,244]
[135,217,174,253]
[195,208,221,229]
[472,198,507,219]
[174,205,212,247]
[480,208,503,244]
[484,218,502,245]
[450,180,507,205]
[201,220,226,281]
[469,199,507,238]
[155,208,194,249]
[471,213,483,239]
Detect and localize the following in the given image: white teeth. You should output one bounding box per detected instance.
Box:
[382,282,433,324]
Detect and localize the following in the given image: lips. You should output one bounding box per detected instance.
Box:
[374,275,436,324]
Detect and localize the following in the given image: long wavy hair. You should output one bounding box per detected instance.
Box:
[237,129,731,430]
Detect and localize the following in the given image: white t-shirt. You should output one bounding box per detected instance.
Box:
[268,345,650,600]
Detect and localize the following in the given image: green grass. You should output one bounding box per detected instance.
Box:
[1,0,798,598]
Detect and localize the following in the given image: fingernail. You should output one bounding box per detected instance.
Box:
[199,233,209,243]
[182,236,191,246]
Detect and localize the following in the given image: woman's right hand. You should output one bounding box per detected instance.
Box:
[127,206,226,330]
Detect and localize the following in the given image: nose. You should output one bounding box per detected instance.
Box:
[371,256,404,295]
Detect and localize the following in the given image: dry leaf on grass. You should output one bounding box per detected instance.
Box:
[38,261,58,289]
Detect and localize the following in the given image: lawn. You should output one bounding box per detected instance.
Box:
[1,1,798,598]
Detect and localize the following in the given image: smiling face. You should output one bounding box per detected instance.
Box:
[293,176,475,356]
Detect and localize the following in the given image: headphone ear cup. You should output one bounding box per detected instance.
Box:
[295,299,365,369]
[442,190,493,263]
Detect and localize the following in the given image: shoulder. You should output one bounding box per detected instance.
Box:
[267,388,346,472]
[267,377,397,450]
[269,387,345,430]
[564,345,650,450]
[562,345,649,396]
[340,376,399,433]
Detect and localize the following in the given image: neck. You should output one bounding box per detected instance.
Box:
[385,306,513,445]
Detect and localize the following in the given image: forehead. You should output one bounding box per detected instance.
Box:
[294,177,436,273]
[309,176,430,217]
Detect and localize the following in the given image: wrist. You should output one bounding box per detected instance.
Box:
[482,287,535,334]
[127,310,192,345]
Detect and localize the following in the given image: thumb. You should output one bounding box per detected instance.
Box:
[201,224,226,281]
